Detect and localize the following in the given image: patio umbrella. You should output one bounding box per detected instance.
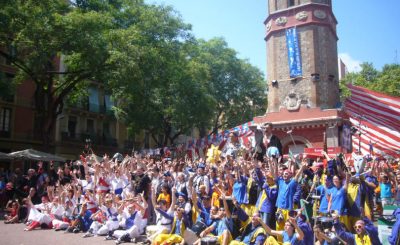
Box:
[8,149,66,162]
[0,152,12,160]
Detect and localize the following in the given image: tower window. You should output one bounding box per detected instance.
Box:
[288,0,295,7]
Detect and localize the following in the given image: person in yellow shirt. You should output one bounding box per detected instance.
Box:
[157,184,171,209]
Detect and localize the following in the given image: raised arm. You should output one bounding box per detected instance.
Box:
[220,190,231,218]
[344,172,350,191]
[258,216,282,237]
[289,217,304,241]
[191,186,200,212]
[170,187,177,210]
[150,186,157,210]
[294,160,308,182]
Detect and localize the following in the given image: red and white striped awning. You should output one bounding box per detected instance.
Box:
[345,84,400,158]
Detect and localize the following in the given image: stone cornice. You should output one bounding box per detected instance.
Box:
[264,3,338,41]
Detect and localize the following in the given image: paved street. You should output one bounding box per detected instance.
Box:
[0,222,139,245]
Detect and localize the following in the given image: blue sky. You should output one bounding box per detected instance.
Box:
[146,0,400,76]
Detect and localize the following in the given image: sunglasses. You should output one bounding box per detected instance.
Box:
[354,225,363,229]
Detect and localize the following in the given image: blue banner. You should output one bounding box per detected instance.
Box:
[286,28,302,78]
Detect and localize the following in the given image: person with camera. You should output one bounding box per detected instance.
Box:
[313,223,339,245]
[260,216,304,245]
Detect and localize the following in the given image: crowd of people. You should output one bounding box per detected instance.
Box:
[0,124,399,245]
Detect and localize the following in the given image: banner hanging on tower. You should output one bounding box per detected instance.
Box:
[286,28,302,78]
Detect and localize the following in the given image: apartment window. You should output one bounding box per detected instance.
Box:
[87,119,94,134]
[104,95,114,113]
[0,108,11,137]
[0,72,15,102]
[68,116,77,138]
[88,87,99,113]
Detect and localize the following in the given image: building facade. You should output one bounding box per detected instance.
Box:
[0,53,135,163]
[254,0,344,155]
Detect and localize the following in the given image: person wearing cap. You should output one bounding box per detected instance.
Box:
[176,191,191,217]
[193,163,210,196]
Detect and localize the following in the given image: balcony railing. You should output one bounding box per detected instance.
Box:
[66,102,113,116]
[61,132,118,147]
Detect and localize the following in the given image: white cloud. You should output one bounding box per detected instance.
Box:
[338,53,362,73]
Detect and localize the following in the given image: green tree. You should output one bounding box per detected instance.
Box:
[340,62,400,99]
[193,38,266,135]
[372,64,400,97]
[0,0,115,147]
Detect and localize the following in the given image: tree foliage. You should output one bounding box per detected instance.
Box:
[340,62,400,99]
[192,38,266,135]
[0,0,267,148]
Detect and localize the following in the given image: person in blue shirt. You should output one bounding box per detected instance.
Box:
[256,172,278,229]
[296,214,313,245]
[196,192,233,245]
[328,173,349,216]
[314,176,333,215]
[272,159,307,231]
[380,173,394,207]
[229,211,267,245]
[192,186,213,226]
[261,216,304,245]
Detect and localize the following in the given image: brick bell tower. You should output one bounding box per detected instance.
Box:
[254,0,344,155]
